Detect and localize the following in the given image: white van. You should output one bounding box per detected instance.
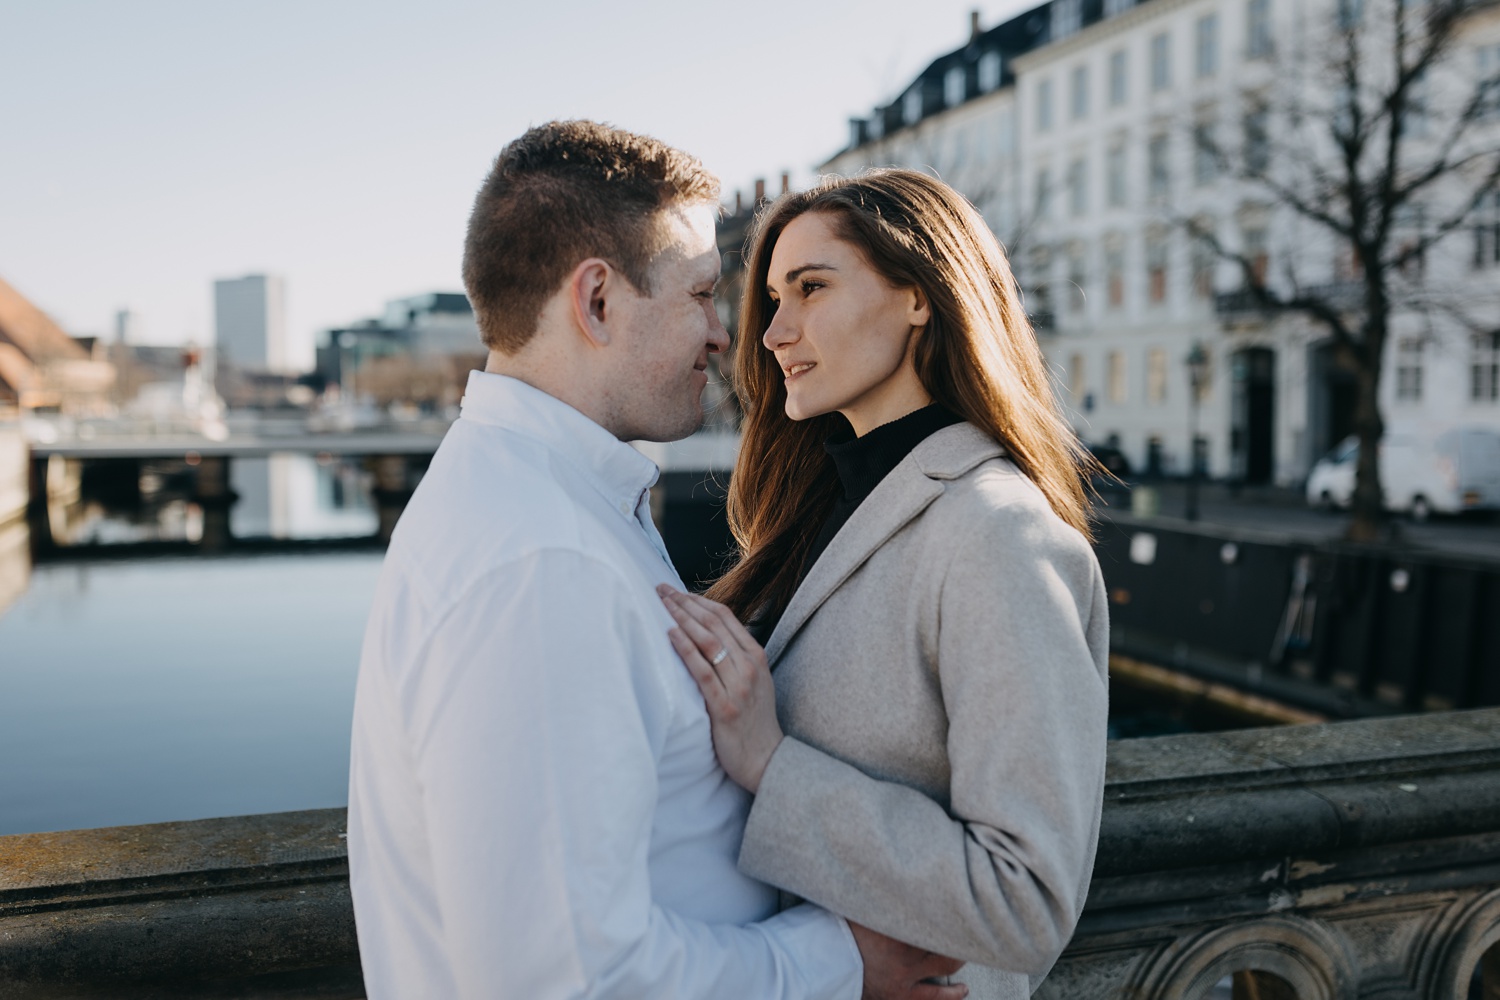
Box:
[1305,428,1500,519]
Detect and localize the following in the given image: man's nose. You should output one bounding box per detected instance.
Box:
[707,313,730,355]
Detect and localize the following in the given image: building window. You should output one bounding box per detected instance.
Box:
[1147,347,1169,404]
[1471,331,1500,402]
[1071,65,1089,120]
[1146,230,1169,304]
[1067,242,1088,312]
[1108,351,1128,403]
[1107,144,1127,207]
[1151,32,1172,91]
[1037,78,1055,131]
[1475,192,1500,268]
[1030,246,1054,319]
[1194,120,1219,185]
[1242,223,1269,286]
[1338,0,1364,30]
[1053,0,1082,39]
[1105,0,1133,14]
[1069,352,1087,401]
[1403,68,1431,138]
[1068,158,1088,216]
[979,51,1003,93]
[1035,167,1054,219]
[1106,237,1126,308]
[1480,44,1500,119]
[1108,50,1128,108]
[1247,0,1273,58]
[1196,15,1219,78]
[904,88,924,126]
[945,66,967,108]
[1191,223,1217,300]
[1396,339,1424,401]
[1244,103,1270,175]
[1148,134,1170,199]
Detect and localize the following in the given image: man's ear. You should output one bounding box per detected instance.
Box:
[569,258,615,347]
[905,285,932,330]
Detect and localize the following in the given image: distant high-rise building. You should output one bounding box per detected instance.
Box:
[113,309,136,344]
[214,275,286,372]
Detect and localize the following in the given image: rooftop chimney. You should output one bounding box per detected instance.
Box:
[735,190,743,214]
[970,9,981,41]
[780,171,790,194]
[754,178,766,203]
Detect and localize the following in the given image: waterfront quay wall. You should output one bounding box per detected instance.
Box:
[4,711,1500,998]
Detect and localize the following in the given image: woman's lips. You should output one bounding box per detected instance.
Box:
[784,362,815,381]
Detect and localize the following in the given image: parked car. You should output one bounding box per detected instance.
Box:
[1304,428,1500,519]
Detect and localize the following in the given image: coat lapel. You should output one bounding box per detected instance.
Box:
[764,465,942,667]
[763,422,1006,668]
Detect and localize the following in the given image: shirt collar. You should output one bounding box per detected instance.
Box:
[459,370,661,512]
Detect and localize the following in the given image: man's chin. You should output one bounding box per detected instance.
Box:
[632,408,705,444]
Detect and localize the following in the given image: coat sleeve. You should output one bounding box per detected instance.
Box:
[738,497,1110,973]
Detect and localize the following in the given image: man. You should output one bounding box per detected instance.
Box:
[347,120,967,999]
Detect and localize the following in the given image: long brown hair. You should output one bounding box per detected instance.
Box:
[705,169,1097,627]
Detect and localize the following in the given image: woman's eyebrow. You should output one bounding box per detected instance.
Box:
[782,263,838,283]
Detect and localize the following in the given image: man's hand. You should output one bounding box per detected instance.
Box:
[850,921,968,1000]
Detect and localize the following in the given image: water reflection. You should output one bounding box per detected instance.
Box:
[0,519,29,618]
[42,452,378,547]
[230,454,377,540]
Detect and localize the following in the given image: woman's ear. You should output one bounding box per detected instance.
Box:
[905,286,931,330]
[569,258,614,347]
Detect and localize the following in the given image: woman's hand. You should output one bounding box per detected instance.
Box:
[657,584,783,794]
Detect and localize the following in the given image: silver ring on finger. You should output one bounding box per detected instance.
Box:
[710,647,729,666]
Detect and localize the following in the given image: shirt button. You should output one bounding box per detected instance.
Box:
[620,501,631,515]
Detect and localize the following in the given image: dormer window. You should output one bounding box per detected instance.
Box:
[1052,0,1082,39]
[945,66,967,107]
[904,88,924,125]
[979,51,1002,92]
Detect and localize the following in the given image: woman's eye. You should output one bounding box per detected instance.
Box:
[800,280,823,295]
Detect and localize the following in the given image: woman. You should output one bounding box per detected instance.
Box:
[657,169,1109,1000]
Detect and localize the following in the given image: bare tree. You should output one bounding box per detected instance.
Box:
[1192,0,1500,540]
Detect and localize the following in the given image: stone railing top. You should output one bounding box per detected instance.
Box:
[0,807,346,909]
[4,710,1499,900]
[1097,707,1500,878]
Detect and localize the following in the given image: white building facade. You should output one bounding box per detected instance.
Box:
[822,0,1500,485]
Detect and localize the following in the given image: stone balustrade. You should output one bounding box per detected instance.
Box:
[4,710,1500,998]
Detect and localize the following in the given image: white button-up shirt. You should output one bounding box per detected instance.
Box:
[348,371,861,1000]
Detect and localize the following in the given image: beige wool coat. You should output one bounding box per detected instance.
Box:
[738,423,1110,1000]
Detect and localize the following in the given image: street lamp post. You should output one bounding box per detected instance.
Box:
[1185,343,1209,522]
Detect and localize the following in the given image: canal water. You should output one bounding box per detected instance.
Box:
[0,550,382,837]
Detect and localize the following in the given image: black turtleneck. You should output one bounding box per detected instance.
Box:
[800,404,964,585]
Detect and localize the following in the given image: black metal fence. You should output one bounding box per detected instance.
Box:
[1097,515,1500,718]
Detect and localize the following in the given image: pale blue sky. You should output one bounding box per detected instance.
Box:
[2,0,1033,368]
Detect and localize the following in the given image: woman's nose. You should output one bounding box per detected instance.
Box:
[762,308,797,351]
